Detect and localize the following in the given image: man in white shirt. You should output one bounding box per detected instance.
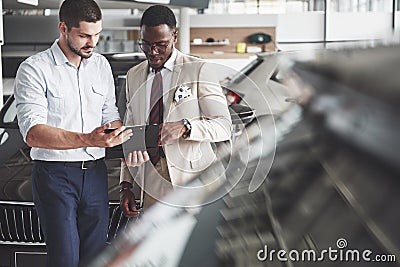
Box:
[14,0,147,266]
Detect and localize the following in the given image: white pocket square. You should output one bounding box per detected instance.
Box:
[174,86,192,103]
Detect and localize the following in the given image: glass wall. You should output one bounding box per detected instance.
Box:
[206,0,394,14]
[330,0,393,12]
[202,0,396,50]
[206,0,325,14]
[327,0,394,41]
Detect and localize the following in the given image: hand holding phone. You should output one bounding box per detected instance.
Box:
[104,128,118,134]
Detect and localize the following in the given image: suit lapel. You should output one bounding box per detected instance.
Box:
[126,61,149,125]
[165,52,184,118]
[137,62,149,124]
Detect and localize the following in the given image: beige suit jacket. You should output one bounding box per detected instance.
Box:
[119,50,232,192]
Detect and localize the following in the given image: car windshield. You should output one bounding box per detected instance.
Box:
[0,95,18,127]
[3,98,17,124]
[229,57,263,84]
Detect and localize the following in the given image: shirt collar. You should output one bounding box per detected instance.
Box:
[51,40,69,66]
[150,48,177,73]
[164,48,177,72]
[51,39,94,67]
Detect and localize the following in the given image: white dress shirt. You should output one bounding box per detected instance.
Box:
[144,48,177,122]
[14,40,120,161]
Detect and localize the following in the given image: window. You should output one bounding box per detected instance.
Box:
[205,0,395,14]
[329,0,393,12]
[206,0,325,14]
[229,57,264,84]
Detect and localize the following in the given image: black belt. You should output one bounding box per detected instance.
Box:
[36,158,104,170]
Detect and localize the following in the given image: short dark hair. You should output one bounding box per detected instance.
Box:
[140,5,176,30]
[59,0,102,30]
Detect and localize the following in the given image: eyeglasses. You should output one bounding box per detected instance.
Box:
[138,35,174,54]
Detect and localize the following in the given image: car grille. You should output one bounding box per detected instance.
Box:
[0,202,44,244]
[107,202,140,243]
[0,201,137,245]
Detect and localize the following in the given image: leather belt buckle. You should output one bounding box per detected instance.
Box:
[81,161,88,170]
[61,158,103,169]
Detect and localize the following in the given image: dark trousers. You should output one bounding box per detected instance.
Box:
[32,160,109,267]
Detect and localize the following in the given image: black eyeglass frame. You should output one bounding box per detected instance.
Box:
[138,34,175,54]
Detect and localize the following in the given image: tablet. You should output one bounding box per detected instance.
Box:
[105,125,159,159]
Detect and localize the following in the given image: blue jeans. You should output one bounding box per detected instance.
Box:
[32,160,109,267]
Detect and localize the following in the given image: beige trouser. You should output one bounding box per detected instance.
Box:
[142,158,173,209]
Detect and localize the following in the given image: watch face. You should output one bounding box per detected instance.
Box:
[185,119,191,129]
[182,119,191,139]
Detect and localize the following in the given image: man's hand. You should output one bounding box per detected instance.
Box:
[160,121,186,145]
[122,151,150,167]
[25,121,131,150]
[85,123,133,148]
[119,182,140,218]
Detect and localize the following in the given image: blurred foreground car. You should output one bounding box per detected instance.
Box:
[89,45,400,267]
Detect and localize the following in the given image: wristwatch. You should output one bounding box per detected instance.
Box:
[119,182,133,193]
[182,118,192,139]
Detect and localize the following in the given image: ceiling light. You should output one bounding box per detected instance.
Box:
[135,0,170,4]
[17,0,39,6]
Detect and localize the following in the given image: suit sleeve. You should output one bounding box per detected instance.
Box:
[187,62,232,142]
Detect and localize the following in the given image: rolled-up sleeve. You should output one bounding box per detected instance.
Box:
[14,61,48,143]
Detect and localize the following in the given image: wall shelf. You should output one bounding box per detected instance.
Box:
[190,41,230,46]
[190,27,275,56]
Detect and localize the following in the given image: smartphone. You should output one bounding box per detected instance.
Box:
[104,128,117,134]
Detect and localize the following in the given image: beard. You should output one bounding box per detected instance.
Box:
[67,35,94,59]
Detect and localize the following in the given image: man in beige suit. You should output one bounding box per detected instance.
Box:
[119,5,232,215]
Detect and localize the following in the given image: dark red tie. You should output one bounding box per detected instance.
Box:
[149,69,163,165]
